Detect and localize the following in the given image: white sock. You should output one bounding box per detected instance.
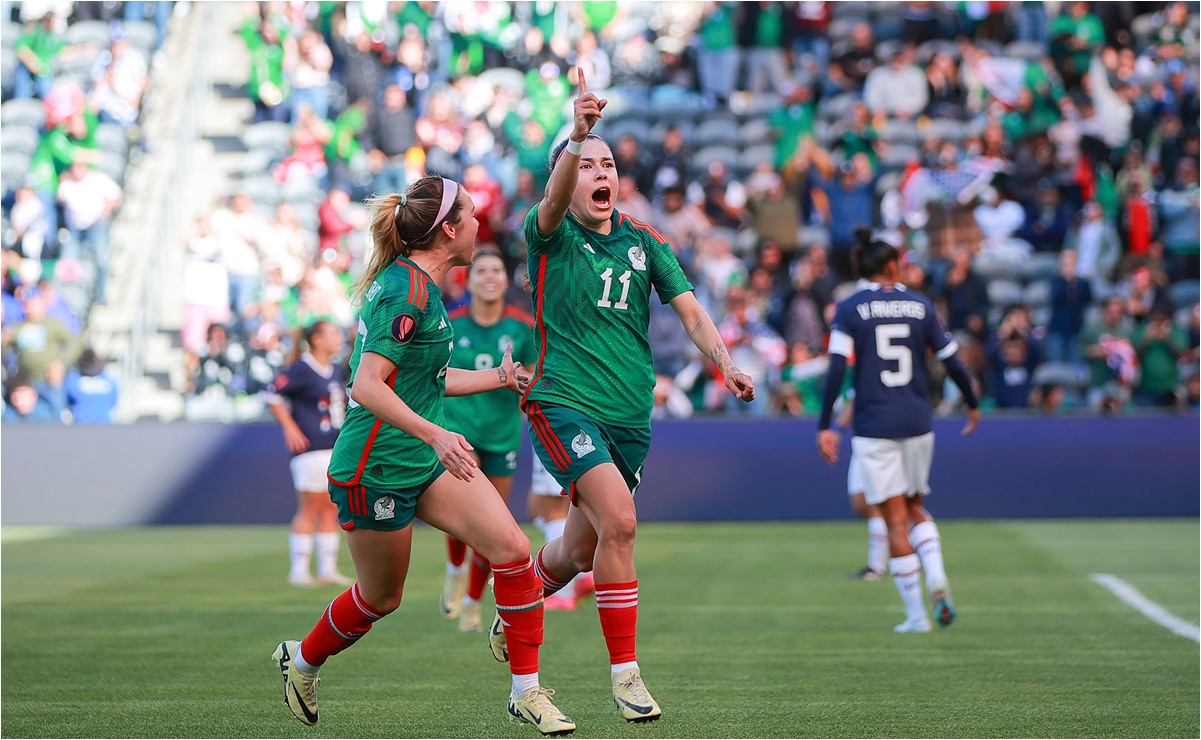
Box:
[889,554,926,622]
[447,561,467,575]
[541,517,566,544]
[909,521,946,589]
[867,517,888,574]
[462,595,479,607]
[288,533,314,578]
[293,644,319,675]
[314,532,341,577]
[611,660,639,677]
[512,672,539,696]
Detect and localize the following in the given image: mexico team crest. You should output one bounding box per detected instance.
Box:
[572,430,596,458]
[374,496,396,521]
[628,246,647,271]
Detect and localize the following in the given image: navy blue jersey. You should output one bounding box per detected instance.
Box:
[266,354,347,454]
[828,283,957,439]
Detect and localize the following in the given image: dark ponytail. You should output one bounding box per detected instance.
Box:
[852,227,899,280]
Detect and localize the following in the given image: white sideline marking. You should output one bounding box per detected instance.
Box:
[1089,573,1200,643]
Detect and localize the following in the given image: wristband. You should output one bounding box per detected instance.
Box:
[566,139,584,156]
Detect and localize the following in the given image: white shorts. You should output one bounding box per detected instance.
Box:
[850,433,934,506]
[529,455,563,497]
[290,448,334,492]
[847,450,867,496]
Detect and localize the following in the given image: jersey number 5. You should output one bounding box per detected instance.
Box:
[596,268,632,310]
[875,324,913,387]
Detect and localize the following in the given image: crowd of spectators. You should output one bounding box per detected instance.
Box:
[17,1,1198,422]
[1,0,168,423]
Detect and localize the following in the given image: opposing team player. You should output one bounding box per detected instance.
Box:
[489,69,755,723]
[264,320,353,587]
[837,395,888,581]
[440,247,538,632]
[817,229,979,633]
[271,176,576,736]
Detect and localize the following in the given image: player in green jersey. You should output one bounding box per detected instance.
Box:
[272,176,576,736]
[439,247,538,633]
[488,70,756,724]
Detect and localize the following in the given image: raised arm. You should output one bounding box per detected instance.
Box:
[536,68,606,237]
[669,291,755,402]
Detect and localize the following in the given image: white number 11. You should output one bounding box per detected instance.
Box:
[596,268,632,310]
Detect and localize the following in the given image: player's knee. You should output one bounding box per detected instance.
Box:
[490,527,531,565]
[600,513,637,547]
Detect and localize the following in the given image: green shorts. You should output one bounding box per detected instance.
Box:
[330,463,446,531]
[474,446,519,477]
[525,400,650,504]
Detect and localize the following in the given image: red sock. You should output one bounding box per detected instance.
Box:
[299,583,385,667]
[492,557,543,676]
[446,536,467,568]
[595,580,638,665]
[534,546,570,597]
[466,551,491,601]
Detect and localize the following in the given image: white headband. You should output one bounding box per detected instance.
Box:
[393,178,459,239]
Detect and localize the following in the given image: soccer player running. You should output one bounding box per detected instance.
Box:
[272,176,577,736]
[528,455,595,611]
[440,247,538,632]
[489,69,755,723]
[264,320,352,587]
[817,229,980,633]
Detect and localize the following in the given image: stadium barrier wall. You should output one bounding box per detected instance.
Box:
[1,417,1197,527]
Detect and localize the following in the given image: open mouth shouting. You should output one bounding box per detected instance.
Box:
[591,185,613,212]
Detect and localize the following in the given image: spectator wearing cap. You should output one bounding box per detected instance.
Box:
[57,161,123,305]
[1047,250,1094,364]
[3,289,78,419]
[13,12,64,100]
[1132,306,1189,407]
[811,157,876,283]
[1157,158,1200,282]
[65,348,119,424]
[363,84,417,195]
[2,374,56,423]
[697,2,741,107]
[863,44,928,123]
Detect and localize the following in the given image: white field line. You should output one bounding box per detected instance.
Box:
[1089,573,1200,643]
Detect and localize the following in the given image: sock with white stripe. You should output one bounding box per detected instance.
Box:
[596,580,638,665]
[867,517,888,574]
[534,546,571,597]
[909,521,946,589]
[889,554,926,622]
[492,557,544,677]
[299,582,385,667]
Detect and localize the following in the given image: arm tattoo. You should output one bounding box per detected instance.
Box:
[496,366,508,385]
[709,340,736,376]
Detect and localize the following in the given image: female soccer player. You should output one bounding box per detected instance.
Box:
[528,455,594,611]
[440,247,538,632]
[272,176,576,736]
[817,229,980,633]
[489,70,755,723]
[264,320,352,587]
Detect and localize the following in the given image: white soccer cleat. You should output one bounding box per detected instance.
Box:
[893,616,933,633]
[508,687,576,736]
[272,640,320,725]
[440,568,467,620]
[459,599,483,632]
[489,613,509,662]
[287,572,316,587]
[316,571,354,587]
[611,667,662,722]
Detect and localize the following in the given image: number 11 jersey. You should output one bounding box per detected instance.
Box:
[522,204,693,429]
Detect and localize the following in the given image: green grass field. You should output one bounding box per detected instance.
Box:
[2,520,1197,738]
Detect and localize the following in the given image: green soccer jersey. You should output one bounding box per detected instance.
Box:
[443,305,537,452]
[328,257,453,490]
[523,204,694,429]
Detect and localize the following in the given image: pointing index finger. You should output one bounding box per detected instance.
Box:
[577,67,587,96]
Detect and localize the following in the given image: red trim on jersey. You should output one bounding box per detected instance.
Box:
[447,305,469,320]
[520,254,550,409]
[619,213,667,245]
[327,368,399,487]
[528,402,571,472]
[502,305,535,328]
[403,265,429,310]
